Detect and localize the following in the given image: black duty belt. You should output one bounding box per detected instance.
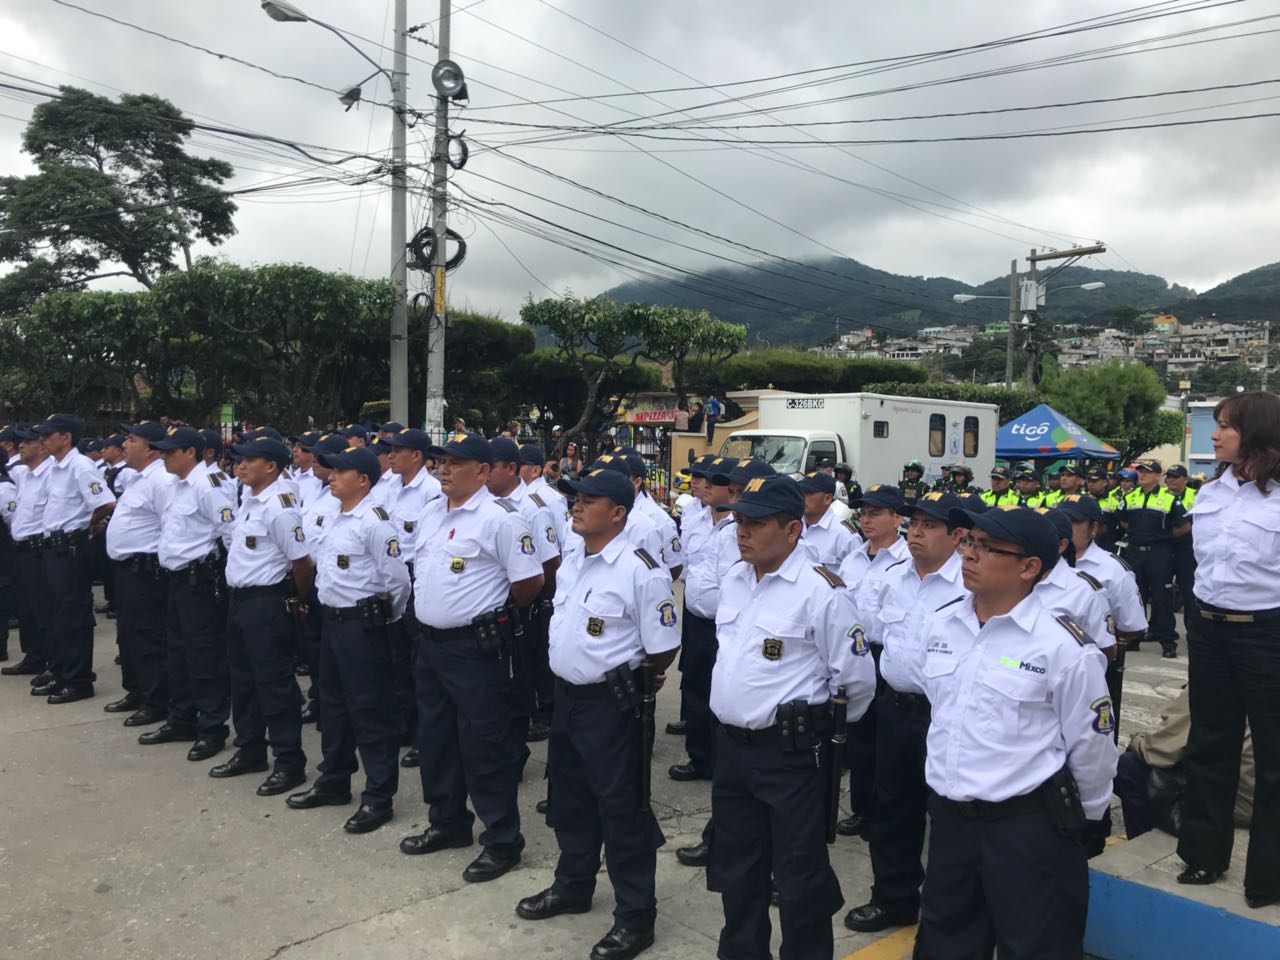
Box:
[228,581,288,600]
[556,677,612,699]
[1198,602,1280,625]
[320,604,363,622]
[722,711,834,748]
[886,686,929,711]
[44,529,89,551]
[422,623,474,643]
[167,552,221,579]
[14,536,44,554]
[935,789,1043,821]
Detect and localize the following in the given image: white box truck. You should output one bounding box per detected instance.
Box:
[717,392,999,489]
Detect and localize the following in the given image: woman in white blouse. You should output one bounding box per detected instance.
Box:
[1176,391,1280,909]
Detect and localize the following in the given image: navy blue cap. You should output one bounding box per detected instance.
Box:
[34,413,82,439]
[339,424,367,442]
[383,428,433,454]
[200,429,223,454]
[1133,458,1162,473]
[490,436,521,463]
[902,491,964,523]
[990,466,1012,480]
[594,450,645,478]
[519,444,546,467]
[949,504,1059,574]
[122,421,167,444]
[954,491,988,514]
[291,430,322,448]
[711,458,776,487]
[380,421,405,434]
[1085,466,1109,481]
[0,425,20,445]
[318,445,381,487]
[851,483,905,511]
[1056,494,1104,523]
[13,425,41,441]
[685,454,721,478]
[798,472,837,496]
[313,433,349,457]
[1058,462,1084,477]
[1013,465,1038,480]
[557,466,635,510]
[152,425,205,453]
[429,431,495,467]
[723,475,805,520]
[1036,506,1073,542]
[231,436,291,468]
[101,432,126,449]
[1165,464,1189,478]
[243,426,284,443]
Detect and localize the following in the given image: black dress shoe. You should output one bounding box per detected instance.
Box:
[400,746,420,768]
[844,901,917,932]
[1,658,44,676]
[675,841,709,867]
[399,825,473,856]
[123,707,165,727]
[138,723,198,745]
[665,720,687,736]
[590,925,654,960]
[47,685,93,704]
[535,798,550,815]
[516,887,592,920]
[1162,648,1178,659]
[463,847,521,883]
[103,693,141,713]
[344,803,393,834]
[667,762,711,782]
[1177,867,1223,885]
[257,769,306,797]
[31,679,60,697]
[209,753,270,779]
[299,702,318,725]
[286,785,352,810]
[525,719,551,743]
[1246,893,1279,909]
[187,737,226,762]
[836,813,868,837]
[30,670,54,687]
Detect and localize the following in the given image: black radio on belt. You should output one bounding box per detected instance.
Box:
[776,699,820,753]
[472,603,521,658]
[604,663,642,715]
[357,593,393,630]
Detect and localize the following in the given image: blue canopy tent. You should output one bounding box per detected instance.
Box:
[996,403,1119,461]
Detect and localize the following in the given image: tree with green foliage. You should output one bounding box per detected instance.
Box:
[0,87,237,313]
[638,305,745,401]
[1177,360,1261,396]
[1039,360,1179,464]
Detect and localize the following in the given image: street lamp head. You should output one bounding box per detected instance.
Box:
[953,294,977,303]
[338,85,362,110]
[261,0,309,22]
[432,59,468,100]
[1079,282,1106,291]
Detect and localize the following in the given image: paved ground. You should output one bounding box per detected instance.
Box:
[0,597,1187,960]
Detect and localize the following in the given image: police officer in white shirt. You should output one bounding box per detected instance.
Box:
[519,444,569,546]
[399,432,544,884]
[0,425,28,488]
[707,475,876,960]
[913,506,1117,959]
[153,426,235,761]
[668,456,717,741]
[612,448,683,580]
[289,431,325,507]
[286,445,411,835]
[515,468,680,960]
[105,421,177,730]
[798,471,861,572]
[1,428,53,678]
[519,442,570,736]
[210,436,314,798]
[845,492,966,934]
[33,414,116,703]
[1034,508,1115,662]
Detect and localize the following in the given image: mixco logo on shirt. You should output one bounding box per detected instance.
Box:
[999,654,1046,675]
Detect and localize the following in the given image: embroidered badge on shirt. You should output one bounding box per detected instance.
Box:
[657,599,677,628]
[762,637,783,661]
[386,537,401,558]
[546,525,557,544]
[89,481,103,495]
[1091,696,1115,735]
[450,557,467,574]
[518,533,535,555]
[245,536,257,549]
[587,616,604,637]
[848,624,869,656]
[337,555,350,569]
[219,507,233,523]
[292,525,305,543]
[670,535,681,554]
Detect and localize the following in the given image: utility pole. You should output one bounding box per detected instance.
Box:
[1005,258,1017,390]
[388,0,409,425]
[424,0,451,437]
[1024,243,1107,390]
[1026,249,1038,390]
[1263,320,1271,393]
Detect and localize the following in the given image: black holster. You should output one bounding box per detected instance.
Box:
[357,593,393,630]
[776,698,820,753]
[1040,766,1087,839]
[604,663,642,715]
[473,603,520,659]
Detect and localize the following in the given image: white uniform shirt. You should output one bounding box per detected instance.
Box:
[548,531,680,684]
[314,497,412,618]
[367,471,395,510]
[562,508,665,573]
[679,499,712,556]
[294,467,324,507]
[837,536,911,633]
[525,476,568,550]
[43,448,115,534]
[1033,558,1115,651]
[159,467,236,570]
[106,462,137,496]
[634,492,682,571]
[918,592,1118,819]
[7,454,28,490]
[801,508,861,572]
[1075,543,1148,634]
[502,480,560,565]
[1191,469,1280,610]
[411,487,542,629]
[301,485,343,548]
[11,456,52,541]
[710,545,876,730]
[106,458,174,559]
[874,551,967,695]
[389,467,442,558]
[225,479,308,588]
[0,478,17,529]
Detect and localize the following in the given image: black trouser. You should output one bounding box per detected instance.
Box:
[315,610,399,806]
[1114,750,1156,839]
[845,645,884,819]
[914,795,1088,960]
[530,599,554,724]
[42,539,96,689]
[1128,545,1177,650]
[113,559,168,714]
[708,728,843,960]
[413,622,524,856]
[225,587,305,773]
[1178,612,1280,901]
[680,610,718,775]
[390,573,419,742]
[14,547,51,669]
[91,530,114,605]
[547,681,665,929]
[1172,540,1197,618]
[301,584,321,708]
[165,569,230,737]
[868,689,931,915]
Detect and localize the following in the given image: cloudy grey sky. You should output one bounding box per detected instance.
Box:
[3,0,1278,318]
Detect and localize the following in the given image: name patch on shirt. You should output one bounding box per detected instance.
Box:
[925,638,954,656]
[450,557,467,574]
[337,555,350,569]
[518,533,536,555]
[762,637,783,661]
[587,616,604,637]
[1091,696,1115,735]
[657,599,678,628]
[847,625,869,657]
[245,536,257,550]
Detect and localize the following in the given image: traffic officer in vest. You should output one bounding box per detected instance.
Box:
[845,492,966,934]
[399,432,544,884]
[286,445,410,834]
[1085,466,1122,552]
[980,466,1019,508]
[1013,464,1045,507]
[1164,464,1197,618]
[1119,458,1187,657]
[931,464,953,493]
[798,471,861,572]
[708,475,876,960]
[210,436,313,797]
[515,467,680,960]
[948,464,982,496]
[899,460,928,505]
[152,426,235,760]
[106,421,177,730]
[2,427,53,679]
[34,414,116,704]
[912,506,1118,959]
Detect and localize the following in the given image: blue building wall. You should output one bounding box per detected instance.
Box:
[1187,403,1219,477]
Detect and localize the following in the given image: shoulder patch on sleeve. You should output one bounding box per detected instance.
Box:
[208,473,222,487]
[494,498,517,513]
[934,595,965,612]
[634,547,659,570]
[841,518,860,535]
[1055,613,1095,647]
[1076,570,1103,591]
[372,506,389,521]
[887,557,911,570]
[813,565,845,588]
[529,493,546,508]
[278,492,296,508]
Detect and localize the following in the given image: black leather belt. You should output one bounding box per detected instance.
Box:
[935,789,1042,821]
[722,711,834,748]
[422,623,474,643]
[556,677,612,698]
[228,581,287,599]
[14,536,43,554]
[887,687,929,711]
[1198,602,1280,625]
[321,604,363,622]
[168,552,221,578]
[44,529,89,552]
